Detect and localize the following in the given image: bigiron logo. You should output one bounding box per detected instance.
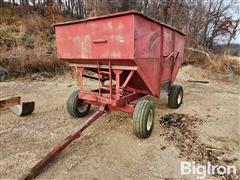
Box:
[181,161,237,179]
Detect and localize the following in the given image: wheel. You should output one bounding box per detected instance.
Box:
[67,90,91,118]
[133,100,155,138]
[168,85,183,109]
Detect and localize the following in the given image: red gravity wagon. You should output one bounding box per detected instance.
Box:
[22,11,185,179]
[55,10,185,138]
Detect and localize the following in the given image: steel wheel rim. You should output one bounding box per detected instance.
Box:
[77,101,88,113]
[177,91,182,104]
[147,109,153,131]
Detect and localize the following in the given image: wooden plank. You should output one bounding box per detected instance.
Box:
[0,97,21,111]
[187,80,210,84]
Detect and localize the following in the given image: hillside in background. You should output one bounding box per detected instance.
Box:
[0,4,239,79]
[0,5,71,78]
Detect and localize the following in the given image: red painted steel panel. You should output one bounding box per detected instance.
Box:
[55,11,185,97]
[134,15,160,58]
[172,33,185,82]
[55,14,134,60]
[161,27,175,82]
[133,15,161,96]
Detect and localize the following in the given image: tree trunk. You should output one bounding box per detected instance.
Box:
[0,0,4,7]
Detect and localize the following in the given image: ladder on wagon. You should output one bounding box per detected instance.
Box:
[97,61,113,99]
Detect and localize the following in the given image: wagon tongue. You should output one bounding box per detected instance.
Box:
[21,106,106,180]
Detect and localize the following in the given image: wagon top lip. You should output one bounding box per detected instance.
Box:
[53,10,185,36]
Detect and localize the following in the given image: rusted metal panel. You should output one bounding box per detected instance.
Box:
[0,96,21,111]
[10,102,35,116]
[0,97,35,116]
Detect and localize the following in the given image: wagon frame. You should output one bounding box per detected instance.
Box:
[69,49,179,113]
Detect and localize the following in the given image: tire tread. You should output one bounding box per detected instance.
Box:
[133,100,155,138]
[67,90,91,118]
[168,85,183,109]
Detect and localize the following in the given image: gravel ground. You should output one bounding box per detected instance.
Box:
[0,65,239,179]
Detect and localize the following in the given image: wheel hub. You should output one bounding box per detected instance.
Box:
[77,102,89,113]
[177,92,182,104]
[147,109,153,131]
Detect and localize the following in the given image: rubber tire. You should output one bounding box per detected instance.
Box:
[168,85,183,109]
[67,90,91,118]
[133,100,155,139]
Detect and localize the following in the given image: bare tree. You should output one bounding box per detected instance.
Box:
[2,0,239,51]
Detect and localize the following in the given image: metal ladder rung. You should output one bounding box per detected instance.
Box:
[97,61,112,99]
[99,71,110,75]
[100,86,110,90]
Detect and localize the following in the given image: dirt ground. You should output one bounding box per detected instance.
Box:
[0,65,239,179]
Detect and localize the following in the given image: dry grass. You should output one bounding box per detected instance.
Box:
[184,48,240,75]
[0,53,67,77]
[0,5,70,78]
[1,5,239,79]
[208,55,240,75]
[184,47,211,66]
